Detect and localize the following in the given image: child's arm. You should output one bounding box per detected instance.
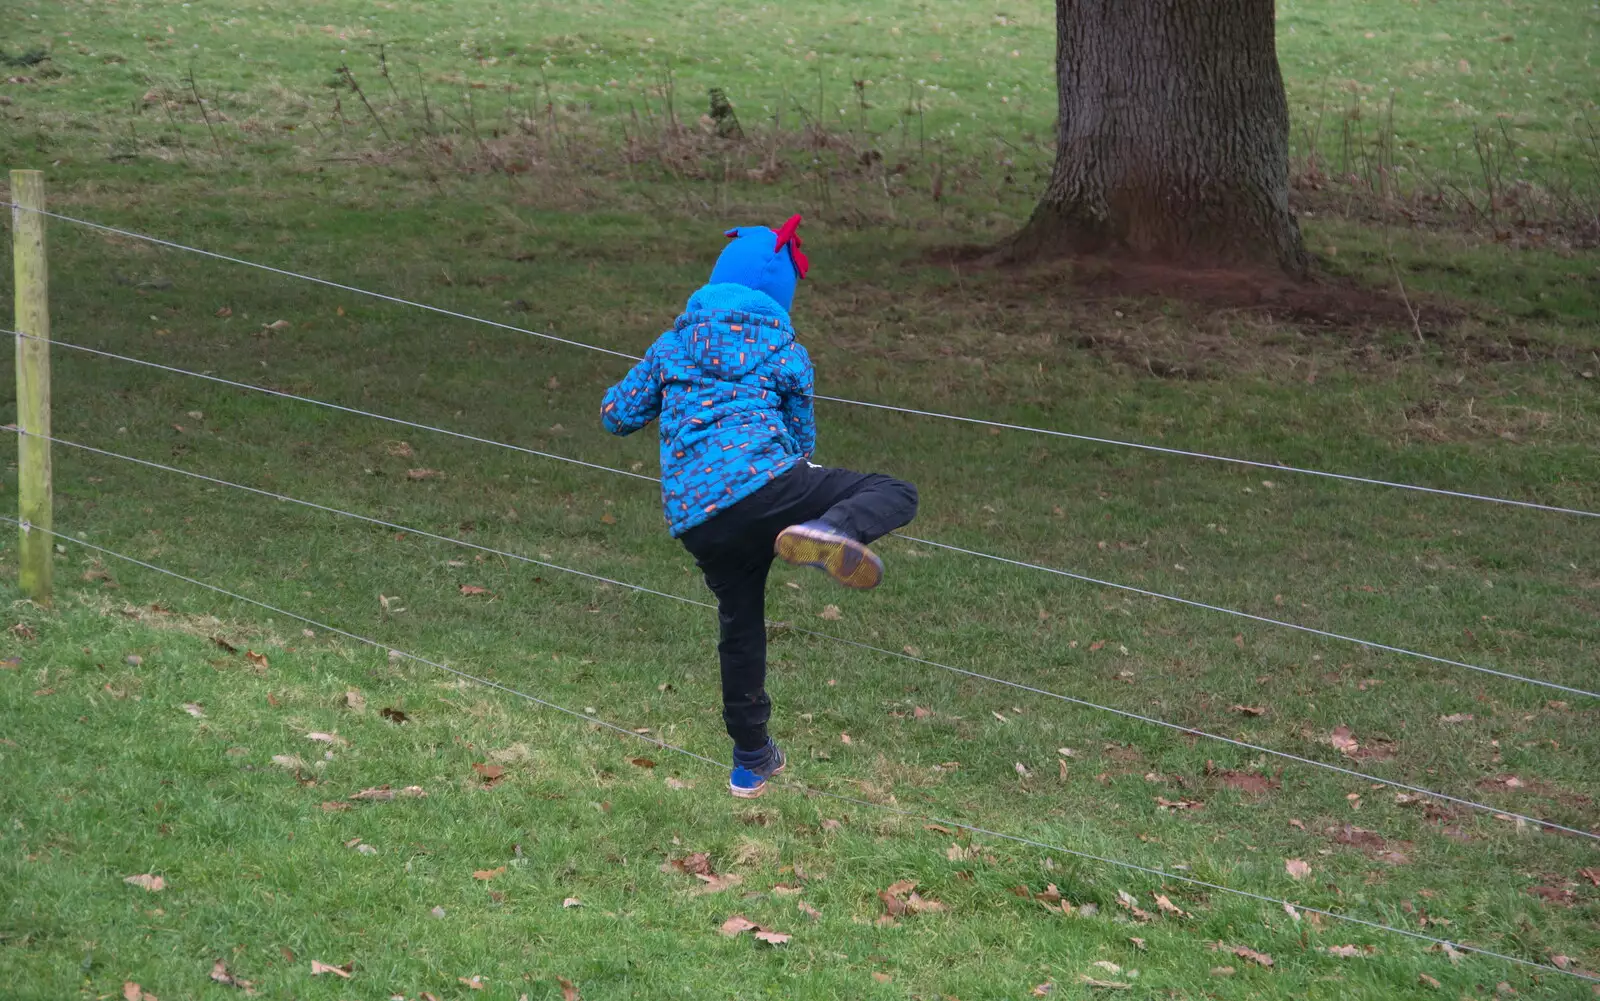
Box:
[600,345,663,436]
[779,343,817,459]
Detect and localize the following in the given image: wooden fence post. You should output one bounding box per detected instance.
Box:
[12,169,52,605]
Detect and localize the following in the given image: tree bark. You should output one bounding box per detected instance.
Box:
[1011,0,1309,277]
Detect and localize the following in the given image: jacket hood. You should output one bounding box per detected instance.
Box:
[676,282,795,378]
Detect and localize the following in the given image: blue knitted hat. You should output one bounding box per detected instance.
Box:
[708,214,809,311]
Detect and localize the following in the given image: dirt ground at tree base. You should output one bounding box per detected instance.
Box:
[925,245,1461,335]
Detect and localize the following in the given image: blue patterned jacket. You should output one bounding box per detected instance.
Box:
[601,283,816,537]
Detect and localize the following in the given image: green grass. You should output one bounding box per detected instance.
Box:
[3,1,1600,999]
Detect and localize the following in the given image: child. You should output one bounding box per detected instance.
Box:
[600,215,918,798]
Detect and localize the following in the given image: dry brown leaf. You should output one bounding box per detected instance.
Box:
[1231,704,1267,716]
[771,883,802,896]
[1154,894,1187,917]
[1439,713,1474,723]
[1154,796,1202,811]
[1209,967,1235,977]
[1418,973,1441,989]
[1324,945,1370,957]
[459,584,491,596]
[124,873,166,892]
[719,915,759,937]
[458,975,486,990]
[562,897,582,908]
[912,706,931,719]
[840,732,852,745]
[181,703,206,718]
[872,972,894,984]
[1212,942,1274,968]
[754,929,791,945]
[1128,937,1147,950]
[472,867,506,880]
[1217,770,1278,795]
[820,818,842,832]
[1285,858,1311,880]
[885,879,917,896]
[309,960,352,978]
[209,960,253,990]
[691,873,744,894]
[244,650,269,670]
[557,976,580,1001]
[1078,975,1131,989]
[407,468,443,480]
[628,757,656,769]
[819,605,842,620]
[1030,984,1053,996]
[1330,724,1359,756]
[1115,890,1155,922]
[666,852,713,876]
[123,983,157,1001]
[472,762,506,786]
[797,900,820,920]
[664,777,688,790]
[1581,867,1600,887]
[380,707,410,723]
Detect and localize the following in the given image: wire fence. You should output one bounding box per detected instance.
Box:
[9,515,1592,988]
[6,201,1599,986]
[7,201,1598,520]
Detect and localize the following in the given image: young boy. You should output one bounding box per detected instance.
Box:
[600,215,918,798]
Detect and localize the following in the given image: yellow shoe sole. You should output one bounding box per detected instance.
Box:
[775,525,883,590]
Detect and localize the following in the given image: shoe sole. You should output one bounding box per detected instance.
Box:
[728,758,786,799]
[775,526,883,590]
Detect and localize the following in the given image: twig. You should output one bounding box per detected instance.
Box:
[339,64,392,142]
[186,63,224,155]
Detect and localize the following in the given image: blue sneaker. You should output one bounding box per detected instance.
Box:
[729,740,786,799]
[775,520,884,590]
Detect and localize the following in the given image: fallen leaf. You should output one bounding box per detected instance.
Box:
[380,707,409,723]
[1089,640,1106,652]
[1419,973,1441,989]
[123,983,156,1001]
[1212,942,1273,967]
[1154,894,1187,917]
[628,757,657,769]
[209,959,254,990]
[1581,868,1600,887]
[797,900,821,919]
[557,976,580,1001]
[261,319,290,331]
[992,711,1008,723]
[320,801,351,812]
[473,867,506,880]
[771,883,802,896]
[244,650,269,670]
[472,762,506,786]
[348,785,426,801]
[1289,818,1305,830]
[664,777,688,790]
[666,852,713,876]
[1210,966,1235,977]
[562,897,582,908]
[305,732,342,744]
[1031,984,1053,996]
[309,960,352,978]
[1439,713,1474,724]
[1324,945,1369,957]
[181,702,206,718]
[819,605,842,621]
[1330,725,1359,756]
[720,915,759,937]
[1016,762,1031,778]
[821,818,842,832]
[1091,961,1122,974]
[1115,890,1155,922]
[342,690,366,712]
[1128,937,1146,950]
[1286,859,1311,880]
[1217,770,1278,795]
[124,874,166,892]
[1154,796,1202,811]
[692,873,744,894]
[754,929,791,945]
[840,732,852,745]
[459,585,490,596]
[885,879,918,896]
[1078,975,1131,989]
[1231,705,1267,716]
[407,468,443,480]
[215,306,233,318]
[458,975,486,990]
[873,972,894,984]
[913,706,931,719]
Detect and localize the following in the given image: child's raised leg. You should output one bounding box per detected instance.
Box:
[776,467,918,588]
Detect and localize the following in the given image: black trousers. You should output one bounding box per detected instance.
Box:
[678,462,919,751]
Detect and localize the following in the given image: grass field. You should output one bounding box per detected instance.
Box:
[3,1,1599,999]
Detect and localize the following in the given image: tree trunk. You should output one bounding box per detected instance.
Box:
[1011,0,1309,277]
